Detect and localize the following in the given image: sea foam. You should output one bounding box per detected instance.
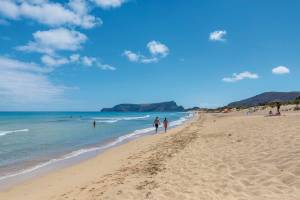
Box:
[0,129,29,137]
[93,115,150,123]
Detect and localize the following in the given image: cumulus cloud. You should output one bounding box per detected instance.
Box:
[122,50,159,64]
[40,54,115,70]
[81,56,115,70]
[122,50,140,62]
[0,1,19,19]
[0,0,101,29]
[70,53,80,62]
[41,55,69,67]
[0,56,64,103]
[147,40,169,57]
[68,0,88,16]
[209,30,227,42]
[82,56,96,66]
[123,40,169,64]
[222,71,259,82]
[20,0,49,4]
[93,0,127,9]
[17,28,87,55]
[272,66,290,75]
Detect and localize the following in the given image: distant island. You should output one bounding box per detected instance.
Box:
[228,91,300,108]
[101,101,185,112]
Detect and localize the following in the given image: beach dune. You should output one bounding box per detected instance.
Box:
[1,112,300,200]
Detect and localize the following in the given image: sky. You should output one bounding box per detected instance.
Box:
[0,0,299,111]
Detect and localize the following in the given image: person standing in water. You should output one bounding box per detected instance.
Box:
[93,120,96,128]
[163,118,169,133]
[153,117,160,133]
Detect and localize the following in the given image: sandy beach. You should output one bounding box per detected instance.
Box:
[1,110,300,200]
[2,1,300,199]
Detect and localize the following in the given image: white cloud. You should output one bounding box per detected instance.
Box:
[93,0,127,9]
[82,56,96,66]
[147,40,169,57]
[123,40,169,64]
[0,56,64,103]
[140,57,158,64]
[0,0,19,19]
[209,30,227,41]
[0,54,114,105]
[82,56,115,70]
[0,55,50,73]
[122,50,140,62]
[15,27,114,70]
[272,66,290,75]
[17,28,87,54]
[40,54,115,70]
[0,0,101,29]
[122,50,159,64]
[41,55,69,67]
[20,0,49,4]
[0,70,64,104]
[222,71,259,82]
[97,62,116,70]
[68,0,88,16]
[70,54,80,62]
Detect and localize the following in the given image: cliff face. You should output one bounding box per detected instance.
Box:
[228,92,300,108]
[101,101,185,112]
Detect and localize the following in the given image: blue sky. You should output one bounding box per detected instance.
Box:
[0,0,299,111]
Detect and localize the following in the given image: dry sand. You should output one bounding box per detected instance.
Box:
[1,111,300,200]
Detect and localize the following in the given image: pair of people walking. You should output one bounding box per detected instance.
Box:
[153,117,168,133]
[93,117,169,133]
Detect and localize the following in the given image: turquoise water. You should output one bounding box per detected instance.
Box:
[0,112,191,181]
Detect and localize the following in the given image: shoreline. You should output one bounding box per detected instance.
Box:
[0,112,196,191]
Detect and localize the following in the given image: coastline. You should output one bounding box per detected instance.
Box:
[0,112,195,191]
[1,111,299,199]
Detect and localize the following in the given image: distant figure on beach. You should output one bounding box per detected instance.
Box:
[93,120,96,128]
[269,110,273,116]
[163,118,169,133]
[153,117,160,133]
[276,102,281,115]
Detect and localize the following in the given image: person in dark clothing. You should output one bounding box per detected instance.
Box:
[153,117,160,133]
[276,102,281,115]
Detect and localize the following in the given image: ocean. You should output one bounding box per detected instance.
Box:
[0,111,192,184]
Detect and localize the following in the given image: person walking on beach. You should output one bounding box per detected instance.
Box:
[93,120,96,128]
[153,117,160,133]
[163,118,169,133]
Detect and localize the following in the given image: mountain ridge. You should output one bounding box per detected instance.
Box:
[228,91,300,108]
